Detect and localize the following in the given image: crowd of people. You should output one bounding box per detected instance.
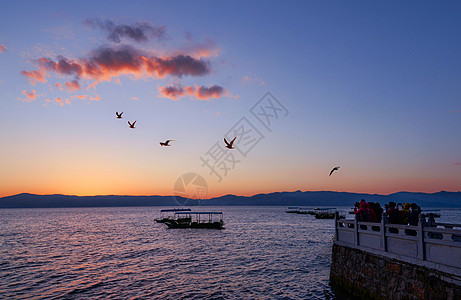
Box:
[354,199,421,225]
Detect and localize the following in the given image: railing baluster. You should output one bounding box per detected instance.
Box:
[354,213,359,246]
[334,212,339,242]
[381,213,387,252]
[418,214,426,260]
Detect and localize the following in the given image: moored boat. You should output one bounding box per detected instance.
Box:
[164,212,224,229]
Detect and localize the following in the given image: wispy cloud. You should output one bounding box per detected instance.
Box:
[54,97,64,106]
[182,33,220,58]
[449,110,461,113]
[454,162,461,166]
[71,94,101,101]
[84,19,166,43]
[242,74,265,86]
[159,84,235,101]
[0,43,6,53]
[20,89,37,102]
[21,69,48,85]
[55,80,81,92]
[64,80,81,92]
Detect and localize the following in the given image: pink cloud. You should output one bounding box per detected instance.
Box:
[55,83,63,90]
[64,80,81,91]
[54,97,64,106]
[72,95,88,100]
[0,43,6,53]
[22,45,210,86]
[182,34,220,58]
[193,85,226,100]
[454,162,461,166]
[86,81,99,90]
[159,85,185,100]
[242,74,265,86]
[20,70,48,85]
[159,84,234,101]
[131,96,138,101]
[21,89,37,102]
[71,94,101,101]
[21,45,212,98]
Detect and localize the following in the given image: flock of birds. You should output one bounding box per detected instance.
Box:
[116,111,338,175]
[116,111,237,149]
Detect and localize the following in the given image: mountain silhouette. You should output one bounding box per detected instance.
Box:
[1,191,460,208]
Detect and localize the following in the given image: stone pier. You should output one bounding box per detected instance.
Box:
[330,214,461,299]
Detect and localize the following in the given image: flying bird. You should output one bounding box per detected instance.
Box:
[128,120,137,129]
[329,166,340,176]
[160,140,174,146]
[224,137,237,149]
[115,112,123,119]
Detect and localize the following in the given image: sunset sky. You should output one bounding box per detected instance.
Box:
[0,1,460,198]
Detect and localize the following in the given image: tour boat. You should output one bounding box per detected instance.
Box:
[164,211,224,229]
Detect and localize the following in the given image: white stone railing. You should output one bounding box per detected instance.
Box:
[334,213,461,272]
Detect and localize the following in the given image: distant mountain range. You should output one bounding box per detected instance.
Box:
[0,191,460,208]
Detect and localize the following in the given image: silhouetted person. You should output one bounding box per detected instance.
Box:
[367,202,379,223]
[408,203,421,226]
[387,202,401,224]
[372,202,383,223]
[400,202,411,225]
[387,201,402,234]
[356,201,371,222]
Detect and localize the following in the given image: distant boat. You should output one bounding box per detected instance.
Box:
[314,212,336,219]
[314,207,337,211]
[286,207,300,213]
[164,212,224,229]
[155,208,192,223]
[286,207,341,219]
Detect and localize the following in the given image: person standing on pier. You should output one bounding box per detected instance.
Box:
[387,202,402,224]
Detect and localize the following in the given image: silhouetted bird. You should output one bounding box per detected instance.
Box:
[160,140,174,146]
[329,166,340,176]
[224,137,237,149]
[128,120,137,128]
[116,112,123,119]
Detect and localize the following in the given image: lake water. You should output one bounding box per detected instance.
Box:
[1,206,461,299]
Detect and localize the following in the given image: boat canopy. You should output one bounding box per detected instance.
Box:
[160,208,192,212]
[174,211,222,215]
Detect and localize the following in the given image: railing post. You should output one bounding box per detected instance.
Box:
[381,212,388,252]
[427,213,435,227]
[418,214,426,260]
[334,211,339,242]
[354,213,359,246]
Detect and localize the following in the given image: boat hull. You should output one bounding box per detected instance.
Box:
[165,220,224,229]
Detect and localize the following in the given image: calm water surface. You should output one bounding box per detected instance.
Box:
[1,206,460,299]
